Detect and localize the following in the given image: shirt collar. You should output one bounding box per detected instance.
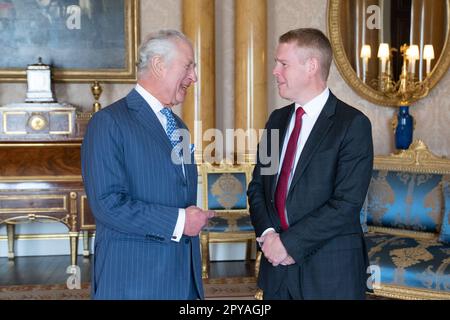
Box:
[135,84,165,115]
[295,87,330,117]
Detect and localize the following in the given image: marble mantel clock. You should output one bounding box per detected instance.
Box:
[25,57,56,103]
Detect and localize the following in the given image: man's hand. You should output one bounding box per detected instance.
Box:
[280,255,296,266]
[183,206,215,236]
[258,232,289,267]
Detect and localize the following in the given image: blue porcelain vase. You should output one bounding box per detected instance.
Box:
[395,106,413,150]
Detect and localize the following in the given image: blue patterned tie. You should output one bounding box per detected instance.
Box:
[160,107,182,156]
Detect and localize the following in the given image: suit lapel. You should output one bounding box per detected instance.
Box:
[288,93,337,195]
[173,112,194,185]
[126,89,185,181]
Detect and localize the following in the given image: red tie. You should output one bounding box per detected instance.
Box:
[275,107,305,231]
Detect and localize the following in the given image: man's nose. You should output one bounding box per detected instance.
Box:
[272,66,279,76]
[191,68,198,82]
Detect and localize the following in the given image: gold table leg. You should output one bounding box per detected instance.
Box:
[200,232,209,279]
[6,224,15,260]
[82,230,90,257]
[69,232,78,266]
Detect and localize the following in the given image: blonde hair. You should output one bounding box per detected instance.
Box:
[279,28,332,81]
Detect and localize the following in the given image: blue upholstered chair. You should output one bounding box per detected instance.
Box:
[362,140,450,299]
[199,162,255,278]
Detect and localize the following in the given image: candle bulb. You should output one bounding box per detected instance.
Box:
[377,43,390,74]
[423,44,435,76]
[407,45,419,76]
[360,45,371,82]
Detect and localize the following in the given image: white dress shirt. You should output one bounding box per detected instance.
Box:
[260,88,330,239]
[135,84,185,242]
[277,88,330,185]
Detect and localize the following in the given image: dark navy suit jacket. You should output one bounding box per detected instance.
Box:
[248,92,373,299]
[81,89,202,299]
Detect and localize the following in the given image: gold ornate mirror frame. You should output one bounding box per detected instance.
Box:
[327,0,450,106]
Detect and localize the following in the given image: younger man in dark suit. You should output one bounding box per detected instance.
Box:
[248,28,373,299]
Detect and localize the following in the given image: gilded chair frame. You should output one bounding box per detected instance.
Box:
[368,140,450,300]
[199,162,255,279]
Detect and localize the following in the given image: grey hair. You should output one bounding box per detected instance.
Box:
[137,29,191,77]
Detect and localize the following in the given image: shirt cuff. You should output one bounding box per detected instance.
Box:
[261,228,276,237]
[171,208,185,242]
[257,228,276,247]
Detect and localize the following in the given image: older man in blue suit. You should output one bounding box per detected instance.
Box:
[81,30,214,300]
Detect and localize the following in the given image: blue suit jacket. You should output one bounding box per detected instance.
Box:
[81,89,202,299]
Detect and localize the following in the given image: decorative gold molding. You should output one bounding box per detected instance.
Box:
[1,214,69,227]
[202,276,256,285]
[0,0,140,83]
[254,284,450,300]
[0,194,68,214]
[28,114,48,131]
[374,140,450,174]
[254,288,263,300]
[48,111,73,135]
[214,211,250,219]
[3,112,27,135]
[80,195,96,229]
[0,175,82,182]
[69,192,78,231]
[76,112,93,121]
[0,143,82,147]
[200,162,254,216]
[327,0,450,107]
[372,284,450,300]
[208,232,256,243]
[0,232,95,241]
[368,226,438,240]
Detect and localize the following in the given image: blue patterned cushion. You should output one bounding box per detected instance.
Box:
[439,181,450,244]
[365,232,450,291]
[206,215,254,232]
[366,170,443,232]
[207,172,247,210]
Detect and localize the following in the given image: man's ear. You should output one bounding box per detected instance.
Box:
[307,57,320,76]
[151,55,165,78]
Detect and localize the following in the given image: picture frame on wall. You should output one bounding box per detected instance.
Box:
[0,0,139,83]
